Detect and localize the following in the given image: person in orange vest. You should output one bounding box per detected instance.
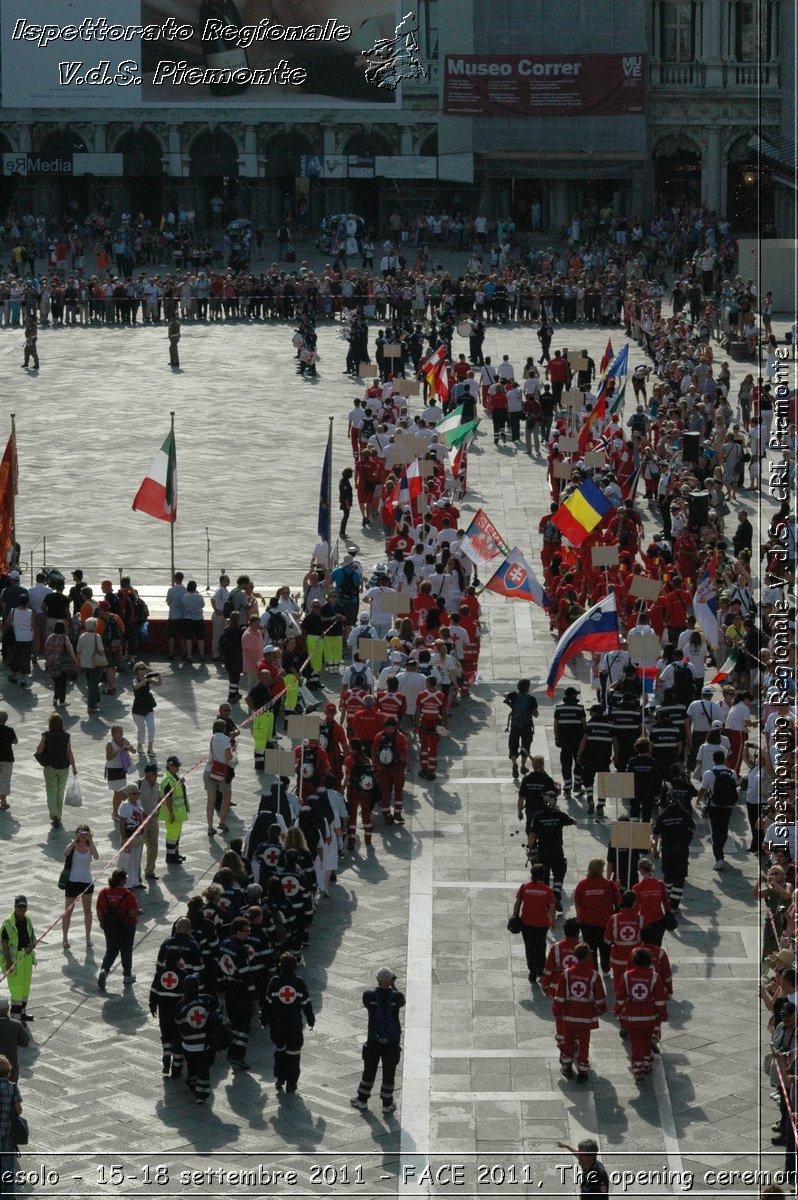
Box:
[632,858,673,947]
[613,947,669,1080]
[372,716,409,825]
[603,891,644,995]
[628,925,673,1054]
[414,677,446,780]
[541,917,581,1049]
[553,943,608,1081]
[344,740,379,850]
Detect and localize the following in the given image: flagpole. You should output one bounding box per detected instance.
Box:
[169,410,175,583]
[327,416,334,570]
[9,413,15,570]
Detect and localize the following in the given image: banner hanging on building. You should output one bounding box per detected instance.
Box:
[443,53,646,118]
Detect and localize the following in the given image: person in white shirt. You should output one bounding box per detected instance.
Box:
[363,580,396,637]
[7,594,34,686]
[694,725,731,776]
[497,355,515,381]
[376,653,405,690]
[742,758,769,852]
[687,687,723,769]
[342,659,374,690]
[397,660,426,716]
[421,400,441,424]
[599,647,630,690]
[724,691,753,772]
[346,614,377,656]
[210,574,230,660]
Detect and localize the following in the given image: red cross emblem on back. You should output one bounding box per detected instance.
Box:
[188,1005,206,1027]
[278,985,297,1005]
[282,877,299,896]
[161,972,179,990]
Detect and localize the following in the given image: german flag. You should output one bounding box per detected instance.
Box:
[551,478,615,547]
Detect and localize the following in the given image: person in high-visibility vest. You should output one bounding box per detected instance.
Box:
[1,897,37,1021]
[159,756,190,865]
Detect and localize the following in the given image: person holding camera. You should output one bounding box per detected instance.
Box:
[350,967,405,1115]
[131,662,162,758]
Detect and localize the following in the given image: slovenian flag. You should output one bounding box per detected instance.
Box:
[551,478,616,547]
[485,547,551,608]
[391,459,424,516]
[710,652,738,684]
[132,428,177,523]
[546,593,621,696]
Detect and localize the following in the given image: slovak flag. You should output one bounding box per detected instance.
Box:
[391,458,424,516]
[546,593,621,696]
[484,547,551,609]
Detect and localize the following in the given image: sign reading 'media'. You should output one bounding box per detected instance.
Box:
[2,152,124,176]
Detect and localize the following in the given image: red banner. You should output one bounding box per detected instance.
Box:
[443,53,646,118]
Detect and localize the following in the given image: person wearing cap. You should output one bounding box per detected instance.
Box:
[138,763,162,879]
[318,704,348,789]
[246,668,277,773]
[160,756,189,866]
[372,716,409,825]
[553,687,586,796]
[1,898,36,1021]
[350,967,405,1114]
[118,783,146,889]
[686,687,723,771]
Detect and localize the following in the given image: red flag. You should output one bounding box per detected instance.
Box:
[599,339,614,375]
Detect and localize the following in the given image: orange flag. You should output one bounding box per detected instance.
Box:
[0,432,18,570]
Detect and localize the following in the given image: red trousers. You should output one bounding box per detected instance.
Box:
[376,766,405,813]
[561,1024,591,1071]
[419,729,440,775]
[726,728,745,773]
[624,1022,656,1076]
[347,788,373,844]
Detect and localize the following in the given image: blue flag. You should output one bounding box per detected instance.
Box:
[317,423,332,545]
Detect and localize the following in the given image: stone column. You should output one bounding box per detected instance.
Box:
[703,127,722,215]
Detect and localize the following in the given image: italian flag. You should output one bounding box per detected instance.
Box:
[132,429,177,523]
[710,653,738,685]
[437,406,480,447]
[608,380,627,416]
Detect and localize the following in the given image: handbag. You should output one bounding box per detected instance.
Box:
[57,850,74,891]
[11,1112,29,1147]
[209,760,228,784]
[92,634,108,669]
[507,915,523,934]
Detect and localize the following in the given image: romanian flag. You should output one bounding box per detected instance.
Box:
[551,479,616,547]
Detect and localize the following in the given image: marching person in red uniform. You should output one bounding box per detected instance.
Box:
[553,943,608,1080]
[372,716,409,825]
[512,863,556,989]
[344,740,379,850]
[613,947,669,1080]
[317,703,349,789]
[628,926,674,1052]
[574,859,621,974]
[603,891,644,994]
[414,677,446,780]
[541,917,581,1048]
[632,858,672,947]
[376,676,408,725]
[350,694,384,756]
[294,738,331,803]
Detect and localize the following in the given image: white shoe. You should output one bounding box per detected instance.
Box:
[713,859,725,871]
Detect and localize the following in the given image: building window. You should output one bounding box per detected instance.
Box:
[660,0,696,62]
[734,1,773,60]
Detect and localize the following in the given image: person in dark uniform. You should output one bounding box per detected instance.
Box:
[503,679,539,779]
[350,967,405,1114]
[576,705,616,816]
[556,1138,610,1196]
[167,316,181,368]
[665,762,698,814]
[339,468,354,539]
[148,947,187,1078]
[22,314,39,370]
[157,918,204,981]
[537,318,553,364]
[611,697,643,772]
[626,738,664,822]
[175,975,222,1105]
[656,688,690,747]
[649,710,685,776]
[553,686,586,796]
[263,951,315,1093]
[517,757,559,850]
[606,815,642,890]
[651,791,695,911]
[469,315,486,366]
[530,795,577,911]
[217,914,258,1071]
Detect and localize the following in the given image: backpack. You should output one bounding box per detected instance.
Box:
[101,615,122,651]
[618,514,636,548]
[349,665,369,691]
[266,611,287,642]
[133,595,149,624]
[709,768,738,808]
[338,567,359,600]
[543,519,561,543]
[671,662,695,704]
[223,589,242,619]
[376,734,396,766]
[300,746,319,780]
[352,760,376,791]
